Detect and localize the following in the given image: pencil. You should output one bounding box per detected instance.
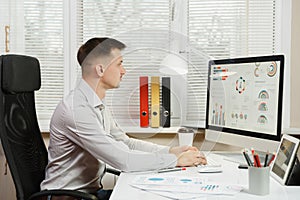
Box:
[267,153,276,166]
[254,153,262,167]
[242,150,252,166]
[158,167,186,173]
[251,148,257,167]
[264,151,269,167]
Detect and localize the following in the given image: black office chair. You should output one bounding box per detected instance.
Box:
[0,54,119,200]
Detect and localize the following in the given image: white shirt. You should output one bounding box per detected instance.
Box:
[40,79,177,193]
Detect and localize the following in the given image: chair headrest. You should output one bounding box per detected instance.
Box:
[1,54,41,93]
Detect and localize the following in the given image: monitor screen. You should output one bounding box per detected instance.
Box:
[205,55,284,150]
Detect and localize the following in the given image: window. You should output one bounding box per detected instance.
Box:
[76,0,280,129]
[23,0,64,130]
[185,0,279,127]
[0,0,64,131]
[75,0,177,130]
[1,0,284,132]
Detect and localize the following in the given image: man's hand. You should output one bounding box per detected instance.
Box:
[176,150,207,167]
[169,146,198,157]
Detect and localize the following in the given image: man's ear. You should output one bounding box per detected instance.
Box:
[96,64,104,77]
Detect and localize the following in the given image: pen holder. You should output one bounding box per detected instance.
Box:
[248,166,270,195]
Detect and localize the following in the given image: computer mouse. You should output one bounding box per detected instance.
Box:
[197,167,223,173]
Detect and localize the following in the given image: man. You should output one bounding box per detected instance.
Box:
[41,37,207,199]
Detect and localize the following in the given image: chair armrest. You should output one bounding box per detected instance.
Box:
[28,189,98,200]
[106,167,121,176]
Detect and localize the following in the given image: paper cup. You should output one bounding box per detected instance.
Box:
[177,127,194,147]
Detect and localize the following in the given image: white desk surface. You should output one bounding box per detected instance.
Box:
[110,153,300,200]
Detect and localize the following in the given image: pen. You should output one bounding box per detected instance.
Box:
[254,153,262,167]
[245,149,255,166]
[242,150,252,166]
[267,153,276,166]
[238,164,249,169]
[157,167,186,173]
[251,148,257,167]
[264,151,269,167]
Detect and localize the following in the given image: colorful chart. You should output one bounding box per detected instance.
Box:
[212,66,229,80]
[258,102,268,111]
[200,184,220,192]
[253,62,260,77]
[258,90,269,99]
[179,179,192,183]
[148,177,164,181]
[267,61,277,77]
[257,115,268,124]
[211,103,225,125]
[254,67,259,77]
[231,112,247,120]
[235,77,246,94]
[134,176,205,186]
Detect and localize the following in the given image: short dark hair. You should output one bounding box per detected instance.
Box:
[77,37,126,67]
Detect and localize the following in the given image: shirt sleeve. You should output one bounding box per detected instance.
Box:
[106,108,171,154]
[64,101,177,172]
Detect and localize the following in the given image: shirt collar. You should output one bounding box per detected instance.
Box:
[77,79,104,108]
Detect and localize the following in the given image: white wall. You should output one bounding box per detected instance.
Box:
[290,0,300,128]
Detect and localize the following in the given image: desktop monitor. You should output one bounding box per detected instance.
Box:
[205,55,284,153]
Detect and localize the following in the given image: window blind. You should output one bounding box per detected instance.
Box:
[185,0,277,127]
[3,0,279,131]
[76,0,175,128]
[0,0,64,131]
[23,0,64,130]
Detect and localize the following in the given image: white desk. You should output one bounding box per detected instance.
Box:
[110,153,300,200]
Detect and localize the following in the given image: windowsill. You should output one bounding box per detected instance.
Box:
[122,126,206,134]
[39,125,181,135]
[283,127,300,135]
[38,119,50,133]
[122,126,180,134]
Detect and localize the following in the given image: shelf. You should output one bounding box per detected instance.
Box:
[123,126,180,134]
[283,128,300,135]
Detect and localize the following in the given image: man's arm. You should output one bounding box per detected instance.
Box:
[107,108,171,153]
[65,104,177,172]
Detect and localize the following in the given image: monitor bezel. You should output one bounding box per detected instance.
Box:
[205,55,284,142]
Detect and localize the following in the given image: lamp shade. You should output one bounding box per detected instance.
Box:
[159,53,188,75]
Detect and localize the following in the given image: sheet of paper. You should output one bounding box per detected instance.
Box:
[147,190,207,200]
[131,183,242,195]
[131,175,242,196]
[132,175,205,186]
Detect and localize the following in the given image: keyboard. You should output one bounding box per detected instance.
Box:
[198,155,222,168]
[197,156,223,173]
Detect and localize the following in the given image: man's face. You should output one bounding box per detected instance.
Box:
[101,48,126,89]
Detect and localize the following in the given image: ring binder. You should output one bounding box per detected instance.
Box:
[161,77,170,127]
[151,76,160,128]
[139,76,149,127]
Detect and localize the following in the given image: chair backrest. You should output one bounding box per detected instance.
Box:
[0,54,48,200]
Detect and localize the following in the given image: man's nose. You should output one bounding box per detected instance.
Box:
[121,66,126,75]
